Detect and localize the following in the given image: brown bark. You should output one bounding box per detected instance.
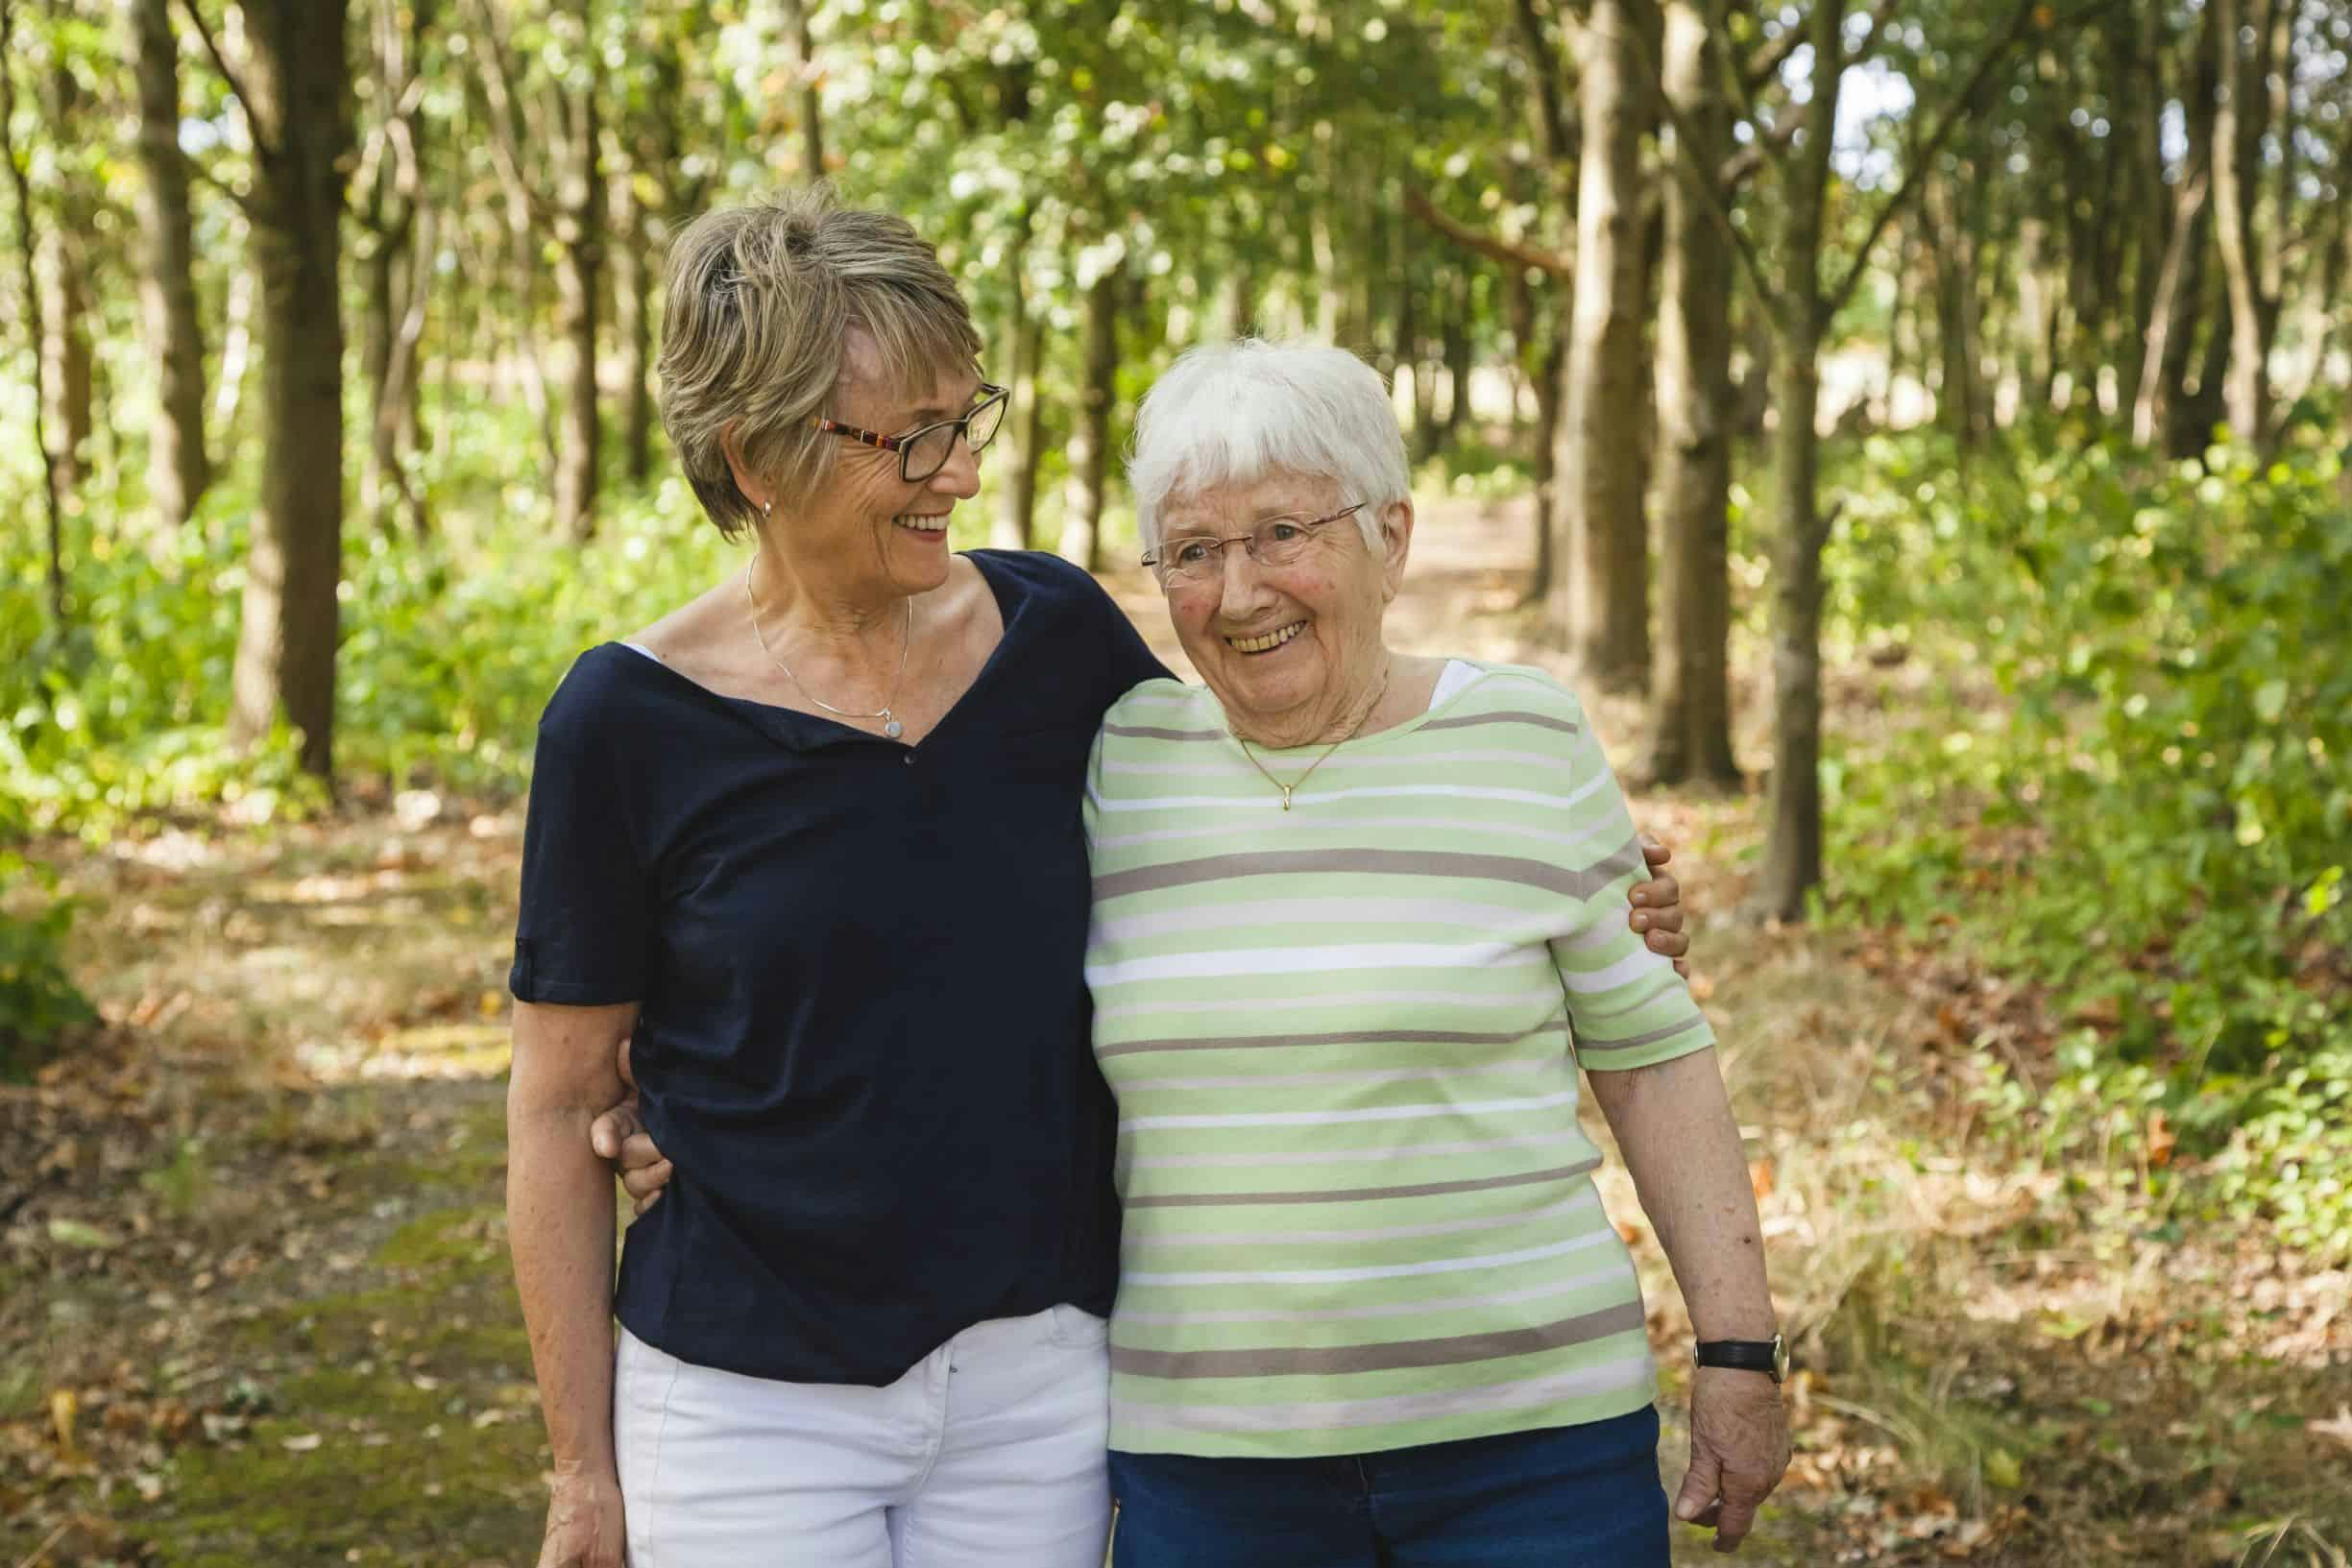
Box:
[551,79,604,543]
[609,128,653,484]
[358,0,433,536]
[1057,264,1121,575]
[228,0,352,784]
[993,219,1042,551]
[1556,0,1653,692]
[0,0,64,628]
[1754,0,1845,922]
[779,0,824,182]
[36,223,92,502]
[2211,0,2280,448]
[129,0,210,528]
[1645,0,1737,788]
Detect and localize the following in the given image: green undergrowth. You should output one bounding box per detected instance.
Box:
[1819,418,2352,1260]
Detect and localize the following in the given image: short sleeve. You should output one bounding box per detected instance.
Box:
[1098,587,1174,694]
[508,656,654,1005]
[1544,694,1715,1073]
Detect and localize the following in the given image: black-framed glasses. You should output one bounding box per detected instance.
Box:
[1142,502,1368,587]
[812,382,1009,483]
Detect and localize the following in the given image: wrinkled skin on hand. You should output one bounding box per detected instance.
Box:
[536,1462,626,1568]
[1673,1366,1792,1554]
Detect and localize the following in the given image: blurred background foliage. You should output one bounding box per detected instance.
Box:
[0,0,2346,1253]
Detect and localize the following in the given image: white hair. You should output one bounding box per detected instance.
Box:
[1127,338,1411,554]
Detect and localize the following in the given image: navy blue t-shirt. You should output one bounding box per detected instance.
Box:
[509,549,1172,1386]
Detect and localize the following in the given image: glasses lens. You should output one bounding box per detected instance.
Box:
[1251,517,1318,567]
[902,423,955,482]
[965,393,1007,453]
[1159,538,1219,583]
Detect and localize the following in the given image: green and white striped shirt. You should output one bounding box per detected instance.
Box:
[1083,663,1715,1458]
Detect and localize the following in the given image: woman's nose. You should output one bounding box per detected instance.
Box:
[929,434,982,499]
[1216,541,1280,612]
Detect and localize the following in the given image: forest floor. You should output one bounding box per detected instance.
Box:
[5,495,2349,1568]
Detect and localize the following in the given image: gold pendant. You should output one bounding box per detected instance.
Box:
[1280,786,1294,810]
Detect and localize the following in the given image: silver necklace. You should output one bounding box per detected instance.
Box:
[742,563,914,739]
[1237,665,1391,810]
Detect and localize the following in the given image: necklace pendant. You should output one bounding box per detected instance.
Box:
[883,714,904,740]
[1280,786,1294,811]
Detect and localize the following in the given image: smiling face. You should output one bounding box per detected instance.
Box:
[730,329,982,602]
[1158,469,1413,746]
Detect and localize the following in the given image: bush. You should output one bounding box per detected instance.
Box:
[0,854,93,1079]
[1822,423,2352,1257]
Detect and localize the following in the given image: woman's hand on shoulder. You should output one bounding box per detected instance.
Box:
[587,1033,672,1216]
[1632,832,1690,979]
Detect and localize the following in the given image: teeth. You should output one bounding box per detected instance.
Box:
[896,515,948,532]
[1227,622,1304,654]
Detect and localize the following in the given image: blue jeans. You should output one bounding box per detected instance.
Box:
[1107,1406,1671,1568]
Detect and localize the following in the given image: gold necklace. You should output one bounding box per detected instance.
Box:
[1237,667,1391,810]
[743,563,914,739]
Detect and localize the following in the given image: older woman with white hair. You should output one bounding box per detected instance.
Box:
[1083,339,1789,1565]
[514,190,1695,1568]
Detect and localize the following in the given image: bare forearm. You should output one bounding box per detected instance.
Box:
[1588,1049,1775,1341]
[508,1102,620,1477]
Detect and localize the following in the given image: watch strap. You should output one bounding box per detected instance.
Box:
[1694,1337,1785,1381]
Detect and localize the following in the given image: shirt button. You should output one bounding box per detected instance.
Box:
[903,753,915,766]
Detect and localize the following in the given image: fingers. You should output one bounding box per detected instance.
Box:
[588,1101,643,1161]
[618,1131,663,1171]
[1674,1440,1722,1530]
[619,1158,672,1207]
[1639,832,1674,871]
[1710,1480,1765,1553]
[631,1184,666,1218]
[1631,872,1681,910]
[616,1033,638,1092]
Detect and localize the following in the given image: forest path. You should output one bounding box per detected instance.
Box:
[5,492,2346,1567]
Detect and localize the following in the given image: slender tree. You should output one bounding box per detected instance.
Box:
[128,0,210,528]
[1644,0,1736,787]
[1555,0,1653,690]
[186,0,352,780]
[0,0,64,630]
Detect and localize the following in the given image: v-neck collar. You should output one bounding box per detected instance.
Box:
[609,550,1031,755]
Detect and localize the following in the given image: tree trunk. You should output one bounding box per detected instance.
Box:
[129,0,210,528]
[1645,0,1737,788]
[0,0,63,628]
[359,0,432,536]
[212,232,255,437]
[993,226,1042,550]
[2132,164,2209,448]
[1442,273,1474,438]
[552,71,604,543]
[610,138,653,484]
[1928,172,1982,446]
[1754,0,1845,923]
[36,224,92,502]
[2210,0,2278,448]
[1758,310,1828,919]
[230,0,352,784]
[1556,0,1651,691]
[779,0,824,182]
[1057,265,1120,574]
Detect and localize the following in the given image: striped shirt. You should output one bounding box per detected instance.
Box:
[1082,663,1715,1458]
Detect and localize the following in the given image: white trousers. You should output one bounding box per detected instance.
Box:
[613,1307,1112,1568]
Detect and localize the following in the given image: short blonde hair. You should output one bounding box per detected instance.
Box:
[1127,339,1409,555]
[657,188,982,537]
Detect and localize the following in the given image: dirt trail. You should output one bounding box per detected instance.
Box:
[5,495,2346,1567]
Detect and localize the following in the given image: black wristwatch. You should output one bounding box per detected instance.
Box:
[1694,1334,1788,1384]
